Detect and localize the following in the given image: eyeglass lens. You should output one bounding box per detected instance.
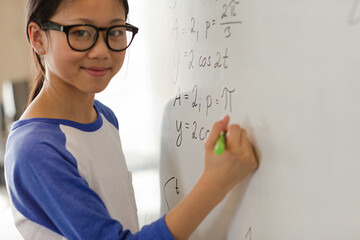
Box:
[68,26,132,51]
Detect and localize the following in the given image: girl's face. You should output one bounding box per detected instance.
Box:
[42,0,126,95]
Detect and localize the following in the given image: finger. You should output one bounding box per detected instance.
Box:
[239,129,259,169]
[239,127,248,145]
[226,124,242,151]
[205,115,230,149]
[251,145,260,169]
[239,129,255,155]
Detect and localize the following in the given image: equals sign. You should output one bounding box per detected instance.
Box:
[185,123,190,129]
[184,52,188,57]
[212,19,216,25]
[216,99,219,105]
[184,94,189,100]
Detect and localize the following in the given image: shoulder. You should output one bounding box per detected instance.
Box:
[5,120,77,173]
[94,100,119,130]
[8,120,66,147]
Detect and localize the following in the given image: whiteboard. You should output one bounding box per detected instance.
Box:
[151,0,360,239]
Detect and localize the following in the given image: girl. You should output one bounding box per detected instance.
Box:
[4,0,258,239]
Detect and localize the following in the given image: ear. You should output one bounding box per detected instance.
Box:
[28,22,47,55]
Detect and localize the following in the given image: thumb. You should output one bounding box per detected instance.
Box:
[205,115,230,149]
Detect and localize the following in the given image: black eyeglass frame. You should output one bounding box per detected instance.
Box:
[39,20,139,52]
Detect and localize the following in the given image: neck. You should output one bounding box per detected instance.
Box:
[26,76,97,124]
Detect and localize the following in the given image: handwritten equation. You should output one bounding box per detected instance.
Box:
[170,0,243,85]
[184,48,229,70]
[172,84,236,151]
[171,0,242,40]
[168,1,241,148]
[173,85,235,117]
[175,120,209,147]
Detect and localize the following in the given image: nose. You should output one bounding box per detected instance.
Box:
[87,31,110,59]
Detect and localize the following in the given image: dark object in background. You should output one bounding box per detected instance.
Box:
[2,80,29,130]
[0,79,29,185]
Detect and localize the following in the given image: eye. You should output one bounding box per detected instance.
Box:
[72,30,91,37]
[109,29,125,37]
[69,25,95,38]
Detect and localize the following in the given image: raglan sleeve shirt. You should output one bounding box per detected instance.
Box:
[4,100,174,240]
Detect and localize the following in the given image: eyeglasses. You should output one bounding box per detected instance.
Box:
[39,20,138,52]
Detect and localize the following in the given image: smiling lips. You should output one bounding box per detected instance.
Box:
[82,67,111,77]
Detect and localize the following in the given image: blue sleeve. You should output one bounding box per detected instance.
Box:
[5,128,174,240]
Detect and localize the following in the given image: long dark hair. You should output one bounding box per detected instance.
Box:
[25,0,129,106]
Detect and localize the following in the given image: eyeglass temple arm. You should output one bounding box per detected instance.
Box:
[126,23,139,34]
[40,21,64,32]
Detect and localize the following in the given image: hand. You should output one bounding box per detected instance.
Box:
[203,115,259,196]
[165,115,259,240]
[165,116,258,239]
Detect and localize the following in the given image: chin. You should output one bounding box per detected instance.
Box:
[91,83,110,94]
[83,77,113,94]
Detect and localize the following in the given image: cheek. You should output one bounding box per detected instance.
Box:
[112,51,126,72]
[45,35,83,77]
[48,51,83,79]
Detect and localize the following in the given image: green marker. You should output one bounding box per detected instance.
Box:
[214,131,226,155]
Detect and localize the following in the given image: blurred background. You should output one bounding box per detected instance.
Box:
[0,1,163,239]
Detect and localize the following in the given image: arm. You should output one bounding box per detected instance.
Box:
[165,115,259,240]
[5,131,172,240]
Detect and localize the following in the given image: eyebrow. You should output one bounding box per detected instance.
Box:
[70,18,126,25]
